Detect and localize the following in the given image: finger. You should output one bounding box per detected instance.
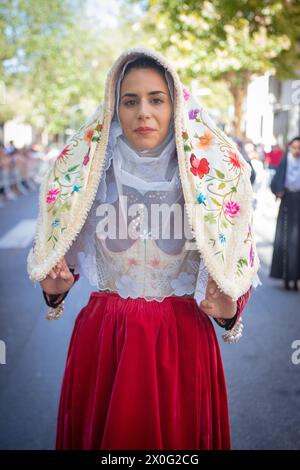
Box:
[207,276,217,295]
[53,263,61,274]
[199,303,216,317]
[48,269,57,279]
[60,269,72,280]
[200,299,214,310]
[60,257,70,272]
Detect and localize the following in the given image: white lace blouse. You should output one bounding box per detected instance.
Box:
[64,124,209,304]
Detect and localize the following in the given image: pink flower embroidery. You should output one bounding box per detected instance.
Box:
[249,244,255,267]
[83,147,90,166]
[150,258,160,268]
[182,87,191,101]
[128,257,139,266]
[224,201,240,218]
[46,188,60,204]
[56,145,70,163]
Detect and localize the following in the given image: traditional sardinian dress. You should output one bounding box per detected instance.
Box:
[27,47,260,450]
[270,150,300,284]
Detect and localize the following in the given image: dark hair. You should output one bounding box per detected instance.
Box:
[123,56,166,81]
[288,136,300,145]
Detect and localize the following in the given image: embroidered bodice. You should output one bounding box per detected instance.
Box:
[65,159,209,303]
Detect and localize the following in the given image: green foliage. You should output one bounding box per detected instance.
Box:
[130,0,300,134]
[0,0,139,135]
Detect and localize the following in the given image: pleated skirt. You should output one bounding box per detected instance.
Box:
[55,291,230,450]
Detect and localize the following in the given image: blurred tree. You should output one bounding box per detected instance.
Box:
[0,0,138,139]
[130,0,300,137]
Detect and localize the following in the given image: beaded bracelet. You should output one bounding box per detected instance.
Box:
[42,269,80,320]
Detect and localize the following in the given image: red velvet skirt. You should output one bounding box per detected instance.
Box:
[55,291,230,450]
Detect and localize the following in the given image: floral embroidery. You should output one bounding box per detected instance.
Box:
[182,86,191,101]
[190,154,210,178]
[83,148,90,166]
[51,218,60,228]
[188,108,201,120]
[56,145,71,163]
[195,131,214,149]
[91,121,103,143]
[249,244,255,267]
[224,201,240,218]
[128,257,139,266]
[182,98,255,275]
[219,233,226,244]
[224,150,242,172]
[237,257,248,276]
[197,192,207,205]
[46,188,60,204]
[84,127,94,144]
[150,257,160,268]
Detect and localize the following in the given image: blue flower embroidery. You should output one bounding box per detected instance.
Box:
[219,233,226,244]
[51,218,60,228]
[197,192,206,204]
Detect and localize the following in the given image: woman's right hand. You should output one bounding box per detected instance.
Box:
[39,257,75,295]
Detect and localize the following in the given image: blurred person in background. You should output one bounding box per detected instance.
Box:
[270,136,300,290]
[265,143,284,170]
[245,141,268,210]
[4,139,17,156]
[0,141,18,200]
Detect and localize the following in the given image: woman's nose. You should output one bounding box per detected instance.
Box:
[137,100,151,118]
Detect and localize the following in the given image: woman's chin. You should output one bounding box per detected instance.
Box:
[131,138,160,151]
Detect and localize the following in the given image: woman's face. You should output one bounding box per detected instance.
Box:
[118,67,173,152]
[290,139,300,158]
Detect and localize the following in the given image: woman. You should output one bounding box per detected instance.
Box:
[27,47,259,450]
[270,136,300,290]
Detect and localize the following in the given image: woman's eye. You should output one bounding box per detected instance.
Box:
[124,98,163,107]
[124,100,136,106]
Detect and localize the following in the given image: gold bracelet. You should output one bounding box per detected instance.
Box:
[46,300,65,320]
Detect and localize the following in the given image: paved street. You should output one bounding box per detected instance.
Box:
[0,185,299,449]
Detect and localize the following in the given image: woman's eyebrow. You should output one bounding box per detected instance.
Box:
[121,91,167,99]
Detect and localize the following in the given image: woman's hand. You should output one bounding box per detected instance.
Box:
[39,257,75,295]
[275,191,284,199]
[199,275,237,320]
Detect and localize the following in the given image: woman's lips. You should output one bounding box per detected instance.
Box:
[134,128,156,135]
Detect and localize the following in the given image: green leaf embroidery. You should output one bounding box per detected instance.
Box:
[211,197,222,207]
[67,164,80,172]
[204,213,217,224]
[215,169,225,179]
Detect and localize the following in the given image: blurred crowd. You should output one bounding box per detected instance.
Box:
[0,135,288,208]
[0,140,61,207]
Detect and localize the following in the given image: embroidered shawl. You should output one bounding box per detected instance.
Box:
[27,46,259,300]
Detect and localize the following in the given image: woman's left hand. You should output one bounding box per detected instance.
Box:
[199,275,237,320]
